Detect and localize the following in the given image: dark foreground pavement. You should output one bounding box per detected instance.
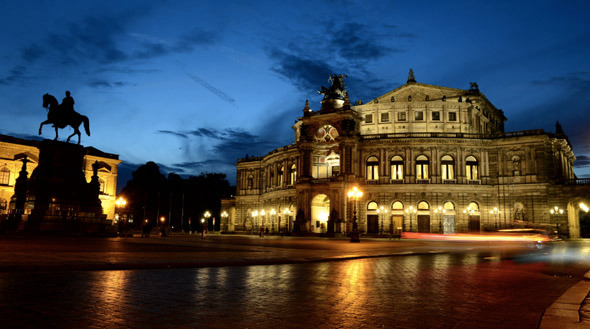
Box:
[0,234,589,328]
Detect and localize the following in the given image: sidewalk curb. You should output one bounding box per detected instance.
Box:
[539,271,590,329]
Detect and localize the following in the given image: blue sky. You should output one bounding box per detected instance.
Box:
[1,0,589,189]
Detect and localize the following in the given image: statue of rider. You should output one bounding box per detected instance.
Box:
[61,91,75,117]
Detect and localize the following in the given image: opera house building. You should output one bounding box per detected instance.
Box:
[225,71,590,238]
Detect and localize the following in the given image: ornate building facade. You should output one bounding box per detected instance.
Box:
[225,72,590,238]
[0,134,121,220]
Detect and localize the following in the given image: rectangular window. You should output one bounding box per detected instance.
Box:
[391,164,403,180]
[449,112,457,121]
[441,164,454,180]
[380,113,389,122]
[416,164,429,179]
[365,114,373,124]
[415,111,424,121]
[397,112,406,121]
[432,111,440,121]
[0,170,9,185]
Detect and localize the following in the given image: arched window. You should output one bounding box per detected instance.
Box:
[417,201,429,210]
[278,166,284,186]
[441,155,455,180]
[392,201,404,210]
[443,202,455,211]
[0,167,9,185]
[467,202,479,214]
[466,156,479,180]
[367,201,378,211]
[289,164,297,185]
[99,177,106,194]
[390,156,404,180]
[366,156,379,180]
[269,169,275,187]
[247,175,254,189]
[416,155,429,180]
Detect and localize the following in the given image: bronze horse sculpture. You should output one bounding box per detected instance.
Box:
[39,93,90,144]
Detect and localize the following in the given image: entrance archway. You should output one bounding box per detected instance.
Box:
[311,194,330,233]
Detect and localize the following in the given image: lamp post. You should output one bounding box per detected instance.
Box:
[283,208,291,234]
[204,210,211,233]
[252,210,258,234]
[376,206,388,235]
[160,216,167,237]
[270,208,276,233]
[434,206,446,233]
[405,206,417,232]
[200,218,205,237]
[550,206,564,238]
[221,211,229,232]
[115,196,127,235]
[490,207,501,230]
[347,186,363,243]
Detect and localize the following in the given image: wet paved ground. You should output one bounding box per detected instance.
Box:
[0,234,589,328]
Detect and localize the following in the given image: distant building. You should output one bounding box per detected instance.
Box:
[224,72,590,238]
[0,134,121,220]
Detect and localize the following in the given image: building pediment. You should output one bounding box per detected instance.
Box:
[371,82,469,104]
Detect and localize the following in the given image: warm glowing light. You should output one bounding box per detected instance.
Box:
[201,218,205,223]
[115,197,127,207]
[581,203,589,212]
[270,209,276,215]
[252,210,258,217]
[402,230,551,242]
[221,211,229,218]
[347,186,363,199]
[204,211,211,218]
[160,216,165,222]
[377,206,388,214]
[261,209,266,216]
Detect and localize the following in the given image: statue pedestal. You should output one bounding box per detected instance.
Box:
[21,140,115,236]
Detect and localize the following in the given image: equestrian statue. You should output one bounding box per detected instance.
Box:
[39,91,90,145]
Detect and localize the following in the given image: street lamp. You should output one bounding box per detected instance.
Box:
[283,208,291,233]
[434,206,446,233]
[270,208,276,233]
[405,206,417,232]
[204,210,211,232]
[490,207,501,230]
[221,211,229,232]
[200,218,205,237]
[160,216,167,237]
[347,186,363,243]
[114,196,127,234]
[550,206,564,237]
[376,206,388,235]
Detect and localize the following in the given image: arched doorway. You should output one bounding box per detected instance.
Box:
[466,202,480,232]
[311,194,330,233]
[443,201,456,234]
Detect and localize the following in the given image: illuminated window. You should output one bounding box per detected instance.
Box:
[366,156,379,180]
[466,156,479,180]
[418,201,429,210]
[467,202,479,212]
[367,201,378,211]
[392,201,404,210]
[278,166,284,186]
[365,114,373,124]
[289,164,297,185]
[443,202,455,211]
[0,167,9,185]
[99,177,106,194]
[416,155,429,179]
[397,112,406,121]
[390,156,404,180]
[441,155,455,180]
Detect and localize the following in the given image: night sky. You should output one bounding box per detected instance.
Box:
[1,0,589,189]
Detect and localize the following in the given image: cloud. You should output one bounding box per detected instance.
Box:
[0,65,29,85]
[531,72,590,93]
[187,73,236,104]
[575,155,590,168]
[268,48,333,93]
[86,79,128,88]
[21,45,45,63]
[173,28,218,52]
[326,22,400,61]
[157,130,189,139]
